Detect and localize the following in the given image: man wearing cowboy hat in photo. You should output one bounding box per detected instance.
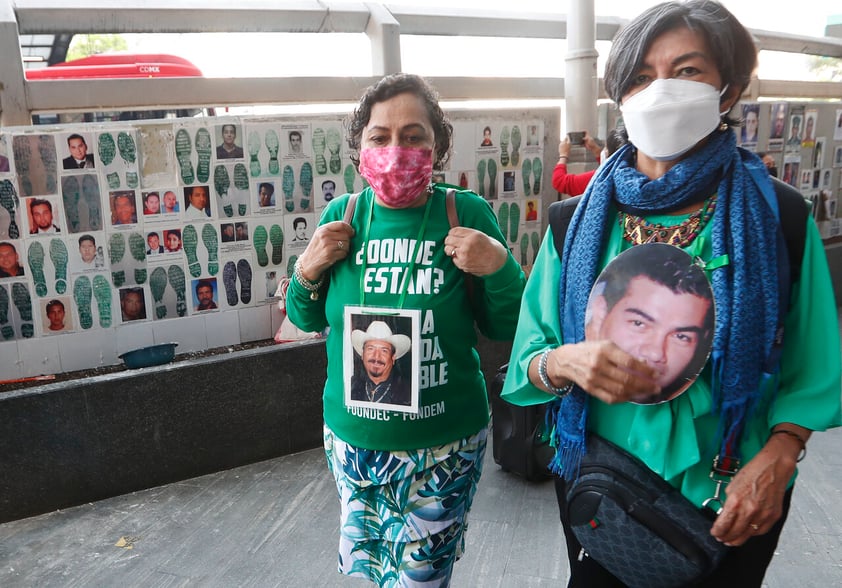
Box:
[350,320,412,406]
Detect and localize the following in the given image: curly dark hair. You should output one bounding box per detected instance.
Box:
[604,0,757,128]
[345,73,453,170]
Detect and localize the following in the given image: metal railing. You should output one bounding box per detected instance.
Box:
[1,0,841,126]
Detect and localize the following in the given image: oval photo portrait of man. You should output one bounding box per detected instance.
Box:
[584,243,715,405]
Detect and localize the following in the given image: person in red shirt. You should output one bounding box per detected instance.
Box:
[552,129,626,198]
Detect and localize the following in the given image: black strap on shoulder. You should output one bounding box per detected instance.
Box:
[770,177,808,287]
[547,195,582,258]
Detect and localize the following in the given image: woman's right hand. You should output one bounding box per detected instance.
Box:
[545,341,660,403]
[558,138,571,159]
[296,220,355,281]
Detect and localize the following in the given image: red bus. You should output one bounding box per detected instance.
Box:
[26,53,213,124]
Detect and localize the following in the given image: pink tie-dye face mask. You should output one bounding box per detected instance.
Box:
[359,146,433,208]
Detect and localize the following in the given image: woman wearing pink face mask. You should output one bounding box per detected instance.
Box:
[286,73,525,586]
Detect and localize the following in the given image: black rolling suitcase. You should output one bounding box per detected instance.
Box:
[488,197,582,482]
[489,363,555,481]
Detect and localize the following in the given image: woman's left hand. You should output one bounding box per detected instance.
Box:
[709,436,799,546]
[444,227,508,276]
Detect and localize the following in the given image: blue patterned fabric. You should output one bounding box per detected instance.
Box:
[550,129,783,480]
[324,425,487,587]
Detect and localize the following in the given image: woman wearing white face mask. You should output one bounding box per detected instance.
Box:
[287,73,525,586]
[502,2,840,586]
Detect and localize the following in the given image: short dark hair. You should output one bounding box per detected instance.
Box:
[0,241,17,252]
[322,179,335,189]
[259,182,274,194]
[599,245,711,313]
[293,217,306,229]
[604,0,756,128]
[289,130,301,141]
[742,103,760,128]
[67,133,86,146]
[30,198,52,212]
[196,279,214,293]
[121,287,143,300]
[346,73,453,170]
[221,124,236,135]
[46,299,64,312]
[147,231,159,239]
[78,234,95,246]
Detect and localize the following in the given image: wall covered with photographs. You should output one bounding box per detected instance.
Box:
[733,100,842,239]
[599,100,842,240]
[0,108,560,377]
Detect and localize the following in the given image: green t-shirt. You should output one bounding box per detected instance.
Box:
[287,186,526,450]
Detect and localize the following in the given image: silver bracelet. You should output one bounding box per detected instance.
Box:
[293,258,325,301]
[538,348,574,398]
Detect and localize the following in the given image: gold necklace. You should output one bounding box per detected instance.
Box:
[621,194,717,247]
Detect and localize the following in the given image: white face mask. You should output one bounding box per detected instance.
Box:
[620,79,727,161]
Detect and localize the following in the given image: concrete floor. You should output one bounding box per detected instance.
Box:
[2,309,841,587]
[1,426,841,587]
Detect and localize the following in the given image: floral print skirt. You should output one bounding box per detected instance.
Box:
[323,425,488,587]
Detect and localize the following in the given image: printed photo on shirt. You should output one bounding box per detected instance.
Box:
[343,306,421,414]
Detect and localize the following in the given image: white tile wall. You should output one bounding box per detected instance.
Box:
[0,340,22,381]
[204,310,241,349]
[16,336,61,377]
[115,321,156,356]
[151,315,206,353]
[56,330,120,372]
[238,305,272,342]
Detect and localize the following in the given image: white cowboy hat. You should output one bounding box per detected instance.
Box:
[351,320,411,359]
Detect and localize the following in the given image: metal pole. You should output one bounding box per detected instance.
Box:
[565,0,598,142]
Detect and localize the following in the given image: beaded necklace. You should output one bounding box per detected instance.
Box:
[621,193,717,247]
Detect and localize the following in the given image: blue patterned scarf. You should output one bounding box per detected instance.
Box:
[549,129,783,480]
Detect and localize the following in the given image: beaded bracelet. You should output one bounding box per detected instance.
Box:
[538,348,574,398]
[769,428,807,462]
[293,258,325,301]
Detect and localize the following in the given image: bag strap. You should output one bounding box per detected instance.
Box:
[745,165,808,293]
[746,166,808,373]
[769,177,807,287]
[547,195,582,257]
[343,192,359,224]
[445,188,458,228]
[444,188,476,304]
